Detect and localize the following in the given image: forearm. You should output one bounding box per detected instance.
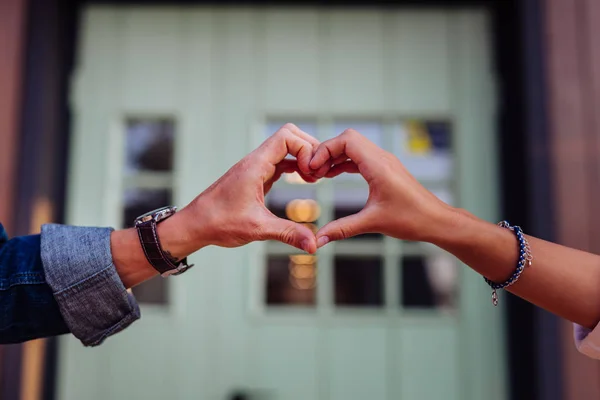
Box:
[430,208,600,329]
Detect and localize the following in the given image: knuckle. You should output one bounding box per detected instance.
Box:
[235,158,253,174]
[279,224,296,245]
[381,152,400,172]
[342,128,360,139]
[337,228,350,240]
[282,122,297,132]
[279,130,292,143]
[381,152,394,165]
[337,224,353,240]
[276,124,296,140]
[274,127,289,139]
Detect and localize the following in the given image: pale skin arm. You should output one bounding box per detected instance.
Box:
[110,123,320,289]
[309,129,600,330]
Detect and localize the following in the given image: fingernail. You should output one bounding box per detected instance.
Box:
[317,236,330,248]
[301,239,310,253]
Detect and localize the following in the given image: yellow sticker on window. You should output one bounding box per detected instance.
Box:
[405,120,432,155]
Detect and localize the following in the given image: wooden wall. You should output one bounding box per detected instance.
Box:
[545,0,600,398]
[0,0,28,398]
[0,0,27,233]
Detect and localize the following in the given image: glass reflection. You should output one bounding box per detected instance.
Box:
[393,120,453,182]
[285,199,320,222]
[266,255,316,306]
[125,118,174,174]
[334,256,383,307]
[401,253,458,311]
[266,187,317,224]
[331,121,383,145]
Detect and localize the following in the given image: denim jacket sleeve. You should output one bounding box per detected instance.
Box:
[0,222,140,346]
[0,224,69,343]
[41,224,140,346]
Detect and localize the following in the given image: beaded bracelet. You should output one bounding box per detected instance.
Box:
[484,221,533,306]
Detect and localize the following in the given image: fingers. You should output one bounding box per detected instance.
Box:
[269,159,301,183]
[309,129,371,173]
[264,160,318,194]
[258,213,318,254]
[315,209,372,247]
[273,159,319,183]
[332,155,349,164]
[324,161,359,178]
[280,123,320,148]
[315,154,349,176]
[263,123,319,175]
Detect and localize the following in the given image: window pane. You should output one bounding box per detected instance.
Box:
[122,188,172,228]
[130,278,168,306]
[393,120,453,182]
[122,188,172,305]
[401,254,458,310]
[334,256,383,306]
[266,187,320,233]
[266,255,317,306]
[331,121,383,145]
[125,118,175,173]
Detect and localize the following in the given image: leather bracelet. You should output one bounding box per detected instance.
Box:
[136,219,193,277]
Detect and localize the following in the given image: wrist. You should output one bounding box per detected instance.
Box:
[422,205,478,246]
[111,229,158,288]
[156,207,212,260]
[111,205,213,288]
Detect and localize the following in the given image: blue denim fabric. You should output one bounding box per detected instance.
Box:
[0,224,69,343]
[41,224,141,346]
[0,222,140,346]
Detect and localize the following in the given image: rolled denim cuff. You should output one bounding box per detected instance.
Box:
[40,224,140,346]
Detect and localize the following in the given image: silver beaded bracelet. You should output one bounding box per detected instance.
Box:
[484,221,533,306]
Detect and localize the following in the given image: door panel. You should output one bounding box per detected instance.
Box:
[398,325,460,400]
[326,327,388,400]
[327,11,386,113]
[249,325,320,399]
[121,9,182,110]
[388,12,452,113]
[264,11,321,113]
[62,6,503,400]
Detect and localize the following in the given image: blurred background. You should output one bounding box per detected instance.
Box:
[0,0,597,399]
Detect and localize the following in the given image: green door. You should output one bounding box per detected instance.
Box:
[61,6,505,400]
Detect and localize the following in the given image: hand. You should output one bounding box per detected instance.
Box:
[309,129,457,247]
[177,123,320,254]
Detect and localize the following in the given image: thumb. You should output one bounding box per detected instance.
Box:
[259,214,317,254]
[315,211,371,247]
